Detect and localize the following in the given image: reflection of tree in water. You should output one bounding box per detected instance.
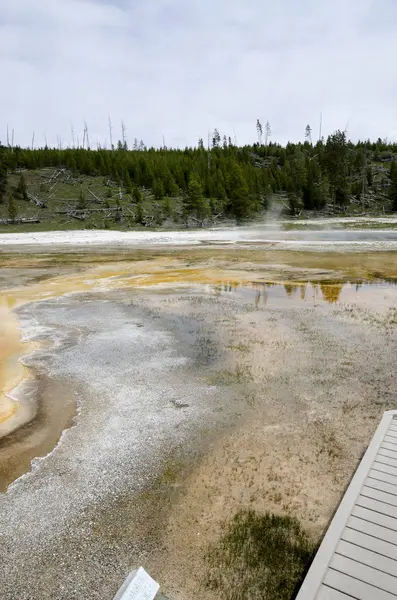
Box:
[255,290,260,307]
[300,284,307,300]
[222,282,240,292]
[320,283,343,304]
[213,282,240,294]
[252,282,268,306]
[284,283,296,297]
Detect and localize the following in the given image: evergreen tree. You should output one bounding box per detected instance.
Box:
[0,160,7,204]
[389,162,397,211]
[8,195,18,221]
[124,171,132,194]
[16,174,28,200]
[212,129,221,148]
[133,186,142,204]
[135,202,144,224]
[67,155,77,172]
[324,131,349,204]
[256,119,263,145]
[78,188,87,210]
[213,173,227,207]
[227,162,250,221]
[152,179,165,200]
[163,196,175,220]
[290,151,307,194]
[302,165,315,210]
[314,174,330,209]
[132,187,144,224]
[305,125,312,144]
[183,174,210,224]
[167,178,179,196]
[287,192,304,215]
[80,154,95,176]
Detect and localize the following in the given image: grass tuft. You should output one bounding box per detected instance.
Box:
[206,509,314,600]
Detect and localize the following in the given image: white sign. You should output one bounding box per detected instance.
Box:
[113,567,160,600]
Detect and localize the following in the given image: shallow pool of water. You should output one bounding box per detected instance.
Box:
[210,280,397,309]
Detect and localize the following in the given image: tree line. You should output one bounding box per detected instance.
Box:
[1,124,397,226]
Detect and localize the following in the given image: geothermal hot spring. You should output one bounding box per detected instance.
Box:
[1,222,397,600]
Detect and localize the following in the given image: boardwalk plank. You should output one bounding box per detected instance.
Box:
[356,495,397,519]
[369,468,397,485]
[352,504,397,532]
[384,436,397,446]
[323,569,397,600]
[373,460,397,477]
[342,527,397,560]
[361,485,397,507]
[381,442,397,454]
[365,476,397,496]
[378,450,397,465]
[347,515,397,545]
[330,553,397,595]
[316,585,357,599]
[336,539,397,577]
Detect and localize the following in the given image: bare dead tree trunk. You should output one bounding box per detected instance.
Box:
[108,116,113,150]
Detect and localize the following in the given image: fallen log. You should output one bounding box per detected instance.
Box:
[0,217,41,225]
[87,188,104,204]
[68,211,87,221]
[55,207,121,214]
[27,192,47,208]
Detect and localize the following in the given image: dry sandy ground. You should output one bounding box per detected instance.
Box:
[143,283,397,599]
[0,248,397,599]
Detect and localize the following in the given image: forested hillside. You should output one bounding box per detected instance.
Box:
[1,128,397,230]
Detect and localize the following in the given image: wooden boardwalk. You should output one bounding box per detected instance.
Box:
[296,410,397,600]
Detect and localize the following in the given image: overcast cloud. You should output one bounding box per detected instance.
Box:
[1,0,397,148]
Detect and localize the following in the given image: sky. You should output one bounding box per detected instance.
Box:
[1,0,397,149]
